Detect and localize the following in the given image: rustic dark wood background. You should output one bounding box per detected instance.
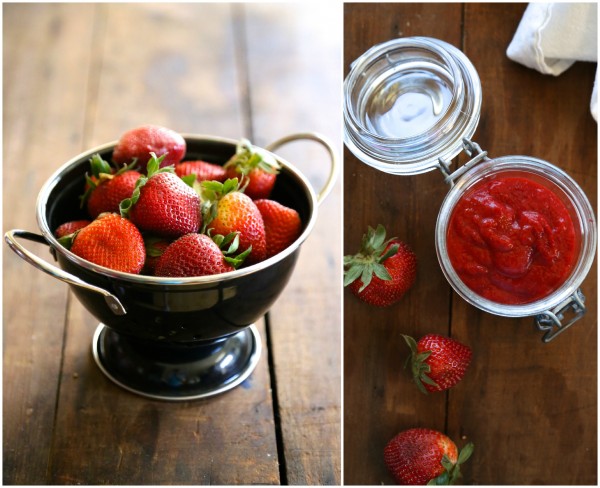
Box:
[344,3,597,485]
[3,4,341,485]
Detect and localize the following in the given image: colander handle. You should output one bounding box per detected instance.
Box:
[265,132,338,205]
[4,229,127,315]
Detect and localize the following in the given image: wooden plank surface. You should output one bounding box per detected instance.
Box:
[3,3,341,485]
[343,3,597,485]
[243,4,342,485]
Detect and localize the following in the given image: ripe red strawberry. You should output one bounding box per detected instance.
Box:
[403,334,472,394]
[175,160,226,182]
[223,139,280,199]
[55,220,92,238]
[81,155,141,219]
[112,124,186,171]
[65,213,145,274]
[254,199,302,258]
[201,178,266,265]
[154,232,250,277]
[384,428,473,485]
[344,224,417,306]
[120,153,201,238]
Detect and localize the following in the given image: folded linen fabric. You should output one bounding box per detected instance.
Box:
[506,2,598,121]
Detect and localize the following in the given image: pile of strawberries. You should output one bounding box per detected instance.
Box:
[55,125,302,277]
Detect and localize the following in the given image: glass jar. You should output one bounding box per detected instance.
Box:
[343,37,597,341]
[343,36,482,175]
[436,154,596,341]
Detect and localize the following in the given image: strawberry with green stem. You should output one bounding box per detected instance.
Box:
[384,428,474,485]
[155,232,251,277]
[344,224,417,307]
[201,177,266,265]
[120,152,201,238]
[81,154,142,219]
[403,334,473,394]
[223,138,280,200]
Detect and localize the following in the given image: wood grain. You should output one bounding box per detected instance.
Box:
[3,4,95,483]
[243,4,342,485]
[3,3,341,485]
[343,3,597,485]
[344,3,463,485]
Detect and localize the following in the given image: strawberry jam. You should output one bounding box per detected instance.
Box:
[446,175,578,305]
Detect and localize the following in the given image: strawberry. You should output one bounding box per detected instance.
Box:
[55,220,91,238]
[81,154,141,219]
[344,224,417,307]
[141,236,172,275]
[201,178,266,265]
[112,124,186,171]
[223,139,280,199]
[62,213,145,274]
[175,160,226,183]
[403,334,472,394]
[254,199,302,258]
[384,428,473,485]
[120,153,201,238]
[154,232,250,277]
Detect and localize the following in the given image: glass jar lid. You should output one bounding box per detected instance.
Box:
[344,37,482,175]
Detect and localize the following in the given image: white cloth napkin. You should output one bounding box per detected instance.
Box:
[506,2,598,121]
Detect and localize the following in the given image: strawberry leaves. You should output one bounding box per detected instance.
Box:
[199,177,241,233]
[403,334,439,394]
[427,442,474,485]
[344,224,400,292]
[211,231,252,269]
[403,334,472,394]
[224,138,280,176]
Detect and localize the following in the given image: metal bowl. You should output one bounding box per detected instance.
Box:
[5,132,337,400]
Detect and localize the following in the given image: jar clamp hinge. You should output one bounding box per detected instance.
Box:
[535,289,586,343]
[437,139,489,187]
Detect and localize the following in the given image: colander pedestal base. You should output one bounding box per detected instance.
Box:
[91,323,261,401]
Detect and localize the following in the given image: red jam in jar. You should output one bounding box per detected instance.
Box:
[446,175,578,305]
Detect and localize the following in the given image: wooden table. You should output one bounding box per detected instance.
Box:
[344,3,597,485]
[3,4,341,485]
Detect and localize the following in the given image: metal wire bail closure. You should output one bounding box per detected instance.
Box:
[535,289,586,343]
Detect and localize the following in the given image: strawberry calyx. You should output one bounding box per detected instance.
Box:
[427,442,474,485]
[119,152,174,218]
[180,173,203,197]
[343,224,400,292]
[199,177,241,233]
[210,231,252,269]
[57,230,79,250]
[224,138,281,177]
[144,235,170,258]
[402,334,440,394]
[80,154,138,208]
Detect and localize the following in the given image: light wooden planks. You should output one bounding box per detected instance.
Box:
[243,3,343,485]
[2,4,97,484]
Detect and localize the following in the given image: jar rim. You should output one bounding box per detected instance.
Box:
[435,156,597,317]
[343,36,482,175]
